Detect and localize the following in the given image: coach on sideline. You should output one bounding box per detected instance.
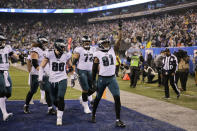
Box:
[162,48,180,99]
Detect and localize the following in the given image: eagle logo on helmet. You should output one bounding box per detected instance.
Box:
[98,38,111,52]
[81,36,91,50]
[54,39,67,54]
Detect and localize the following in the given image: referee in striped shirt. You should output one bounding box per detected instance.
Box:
[162,48,180,99]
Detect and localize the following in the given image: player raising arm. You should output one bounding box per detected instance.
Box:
[90,21,126,127]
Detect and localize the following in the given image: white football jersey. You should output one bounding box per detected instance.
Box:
[0,45,13,70]
[30,47,44,75]
[93,48,116,76]
[74,46,96,71]
[46,50,71,82]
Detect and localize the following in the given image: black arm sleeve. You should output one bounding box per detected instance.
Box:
[92,62,99,81]
[32,59,39,69]
[8,52,14,57]
[72,58,79,66]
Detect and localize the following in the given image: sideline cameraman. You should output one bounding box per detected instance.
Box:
[174,50,189,91]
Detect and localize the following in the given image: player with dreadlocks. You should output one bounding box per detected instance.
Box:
[24,36,55,115]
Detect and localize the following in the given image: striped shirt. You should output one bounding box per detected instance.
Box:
[162,54,178,74]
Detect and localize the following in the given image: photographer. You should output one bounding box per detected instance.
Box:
[174,50,190,91]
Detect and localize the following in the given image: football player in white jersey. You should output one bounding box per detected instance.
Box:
[39,39,72,126]
[0,33,18,121]
[26,54,34,104]
[90,23,126,127]
[73,36,96,114]
[24,36,54,114]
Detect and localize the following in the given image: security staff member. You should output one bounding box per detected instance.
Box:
[130,52,143,88]
[162,48,180,99]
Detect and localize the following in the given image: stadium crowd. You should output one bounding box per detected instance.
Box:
[0,9,196,52]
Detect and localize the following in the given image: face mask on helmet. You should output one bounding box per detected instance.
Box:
[82,36,91,50]
[0,34,7,49]
[37,37,48,50]
[98,38,110,52]
[54,39,67,55]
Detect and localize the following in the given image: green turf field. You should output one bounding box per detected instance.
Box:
[9,66,82,100]
[9,66,197,110]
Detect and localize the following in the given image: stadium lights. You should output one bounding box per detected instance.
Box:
[0,0,156,13]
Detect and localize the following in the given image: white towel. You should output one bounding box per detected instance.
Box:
[3,71,10,87]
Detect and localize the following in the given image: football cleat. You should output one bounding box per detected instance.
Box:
[116,120,126,128]
[56,118,62,126]
[3,113,13,121]
[82,101,91,114]
[24,105,31,114]
[48,108,57,115]
[90,115,96,123]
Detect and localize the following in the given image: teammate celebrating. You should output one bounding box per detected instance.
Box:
[39,39,72,126]
[73,36,96,114]
[90,22,126,127]
[24,36,53,114]
[0,33,18,121]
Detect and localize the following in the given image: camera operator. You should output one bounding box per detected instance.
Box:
[174,50,189,91]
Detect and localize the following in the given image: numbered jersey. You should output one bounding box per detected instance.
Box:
[30,47,44,75]
[93,48,116,76]
[46,50,71,82]
[74,46,96,71]
[0,45,13,70]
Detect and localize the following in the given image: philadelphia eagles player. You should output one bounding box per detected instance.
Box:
[24,36,55,115]
[0,33,18,121]
[90,21,126,127]
[73,36,96,114]
[39,39,72,126]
